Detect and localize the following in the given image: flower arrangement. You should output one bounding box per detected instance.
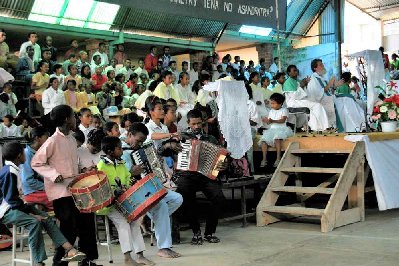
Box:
[371,95,399,122]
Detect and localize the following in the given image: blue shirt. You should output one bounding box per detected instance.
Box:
[20,146,45,195]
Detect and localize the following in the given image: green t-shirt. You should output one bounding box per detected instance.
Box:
[391,60,399,70]
[283,77,299,92]
[335,83,351,95]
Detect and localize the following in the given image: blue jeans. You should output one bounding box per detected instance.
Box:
[0,205,67,263]
[147,190,183,249]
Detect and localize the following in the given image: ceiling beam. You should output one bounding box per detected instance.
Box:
[284,0,315,38]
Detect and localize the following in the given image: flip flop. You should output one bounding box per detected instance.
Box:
[60,250,86,262]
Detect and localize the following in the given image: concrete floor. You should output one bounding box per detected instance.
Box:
[2,208,399,266]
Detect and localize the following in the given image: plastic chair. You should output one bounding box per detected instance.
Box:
[288,107,310,135]
[11,224,33,266]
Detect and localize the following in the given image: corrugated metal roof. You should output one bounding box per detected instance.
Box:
[0,0,32,19]
[347,0,399,21]
[112,6,226,42]
[289,0,328,36]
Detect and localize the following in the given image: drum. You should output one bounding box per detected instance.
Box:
[116,173,167,222]
[68,170,113,213]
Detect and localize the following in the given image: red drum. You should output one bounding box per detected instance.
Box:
[116,173,167,222]
[68,170,114,213]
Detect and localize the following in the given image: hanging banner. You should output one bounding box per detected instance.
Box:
[99,0,287,29]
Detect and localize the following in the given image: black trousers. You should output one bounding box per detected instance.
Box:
[52,196,98,265]
[176,173,225,235]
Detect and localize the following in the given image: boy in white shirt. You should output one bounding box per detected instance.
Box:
[78,108,95,144]
[41,77,66,115]
[0,115,21,137]
[49,64,65,91]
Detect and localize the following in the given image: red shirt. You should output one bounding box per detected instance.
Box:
[144,53,158,73]
[91,74,108,92]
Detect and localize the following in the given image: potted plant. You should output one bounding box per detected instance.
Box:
[371,95,399,132]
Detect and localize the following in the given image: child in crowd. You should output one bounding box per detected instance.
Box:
[78,129,105,173]
[135,80,158,114]
[0,115,21,137]
[2,82,17,116]
[64,64,82,90]
[153,71,180,104]
[78,108,95,143]
[273,72,286,94]
[120,112,142,140]
[64,79,82,112]
[20,126,53,210]
[31,61,50,96]
[144,96,179,149]
[97,136,152,266]
[79,84,96,108]
[147,71,160,89]
[73,129,85,148]
[126,73,139,95]
[0,94,9,118]
[104,121,120,137]
[0,141,86,266]
[92,114,103,130]
[31,105,100,266]
[163,104,178,133]
[96,83,113,113]
[49,64,65,91]
[42,77,66,115]
[259,93,293,168]
[19,117,33,139]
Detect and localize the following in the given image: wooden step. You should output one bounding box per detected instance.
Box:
[291,149,352,154]
[280,167,343,174]
[264,206,324,216]
[272,186,334,194]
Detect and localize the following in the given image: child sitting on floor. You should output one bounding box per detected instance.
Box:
[0,141,86,266]
[259,93,293,168]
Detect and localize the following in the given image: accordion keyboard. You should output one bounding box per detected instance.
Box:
[132,150,150,177]
[177,142,192,170]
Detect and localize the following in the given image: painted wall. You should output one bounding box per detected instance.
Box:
[281,42,338,79]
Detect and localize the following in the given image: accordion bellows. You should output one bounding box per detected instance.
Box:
[177,139,228,180]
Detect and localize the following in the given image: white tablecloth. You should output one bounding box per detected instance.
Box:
[345,135,399,210]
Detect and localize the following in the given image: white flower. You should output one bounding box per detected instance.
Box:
[380,106,388,113]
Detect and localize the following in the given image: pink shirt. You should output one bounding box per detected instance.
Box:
[31,128,79,201]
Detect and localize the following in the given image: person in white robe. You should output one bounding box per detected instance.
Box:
[175,72,195,130]
[306,59,344,129]
[283,64,329,131]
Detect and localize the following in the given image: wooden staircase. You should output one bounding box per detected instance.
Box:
[256,137,365,232]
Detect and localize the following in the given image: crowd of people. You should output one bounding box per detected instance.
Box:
[0,28,370,266]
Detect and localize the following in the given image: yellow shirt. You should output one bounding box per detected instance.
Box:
[79,91,96,108]
[64,90,82,113]
[31,72,50,95]
[153,82,180,104]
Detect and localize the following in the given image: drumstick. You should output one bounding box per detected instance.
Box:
[92,160,100,179]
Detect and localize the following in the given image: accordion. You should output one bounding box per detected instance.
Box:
[176,139,228,180]
[128,142,168,183]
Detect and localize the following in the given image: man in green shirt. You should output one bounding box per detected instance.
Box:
[283,64,329,131]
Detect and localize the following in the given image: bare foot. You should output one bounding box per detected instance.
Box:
[136,254,155,265]
[157,248,181,258]
[125,257,141,266]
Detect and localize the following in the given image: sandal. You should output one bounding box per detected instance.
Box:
[60,248,86,262]
[191,232,203,245]
[204,234,220,243]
